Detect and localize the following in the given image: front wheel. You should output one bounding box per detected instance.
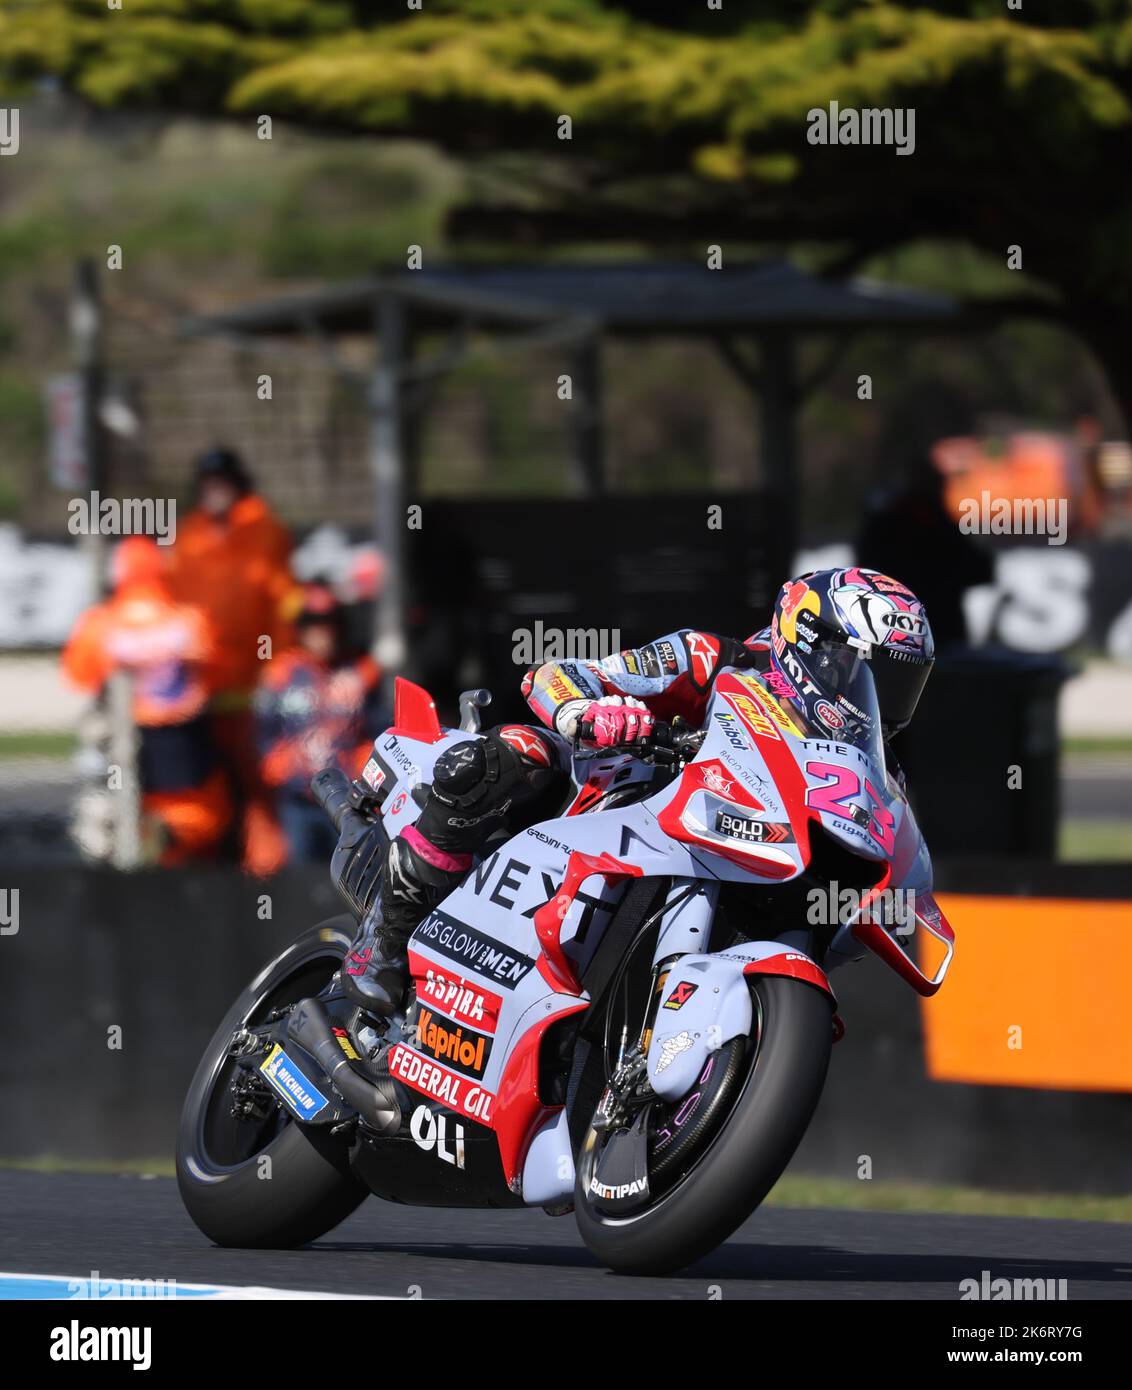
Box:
[574,975,832,1275]
[176,917,367,1249]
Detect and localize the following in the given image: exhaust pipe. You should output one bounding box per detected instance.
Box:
[288,997,401,1135]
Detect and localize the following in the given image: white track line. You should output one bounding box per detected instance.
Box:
[0,1271,404,1300]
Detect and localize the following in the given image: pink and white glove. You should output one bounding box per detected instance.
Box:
[581,695,655,747]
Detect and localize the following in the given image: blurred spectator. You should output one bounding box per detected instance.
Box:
[62,537,231,864]
[166,447,294,874]
[1080,431,1132,538]
[256,581,387,862]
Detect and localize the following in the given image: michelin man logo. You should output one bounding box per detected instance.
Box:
[655,1030,695,1074]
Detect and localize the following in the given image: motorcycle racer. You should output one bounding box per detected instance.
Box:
[331,567,935,1017]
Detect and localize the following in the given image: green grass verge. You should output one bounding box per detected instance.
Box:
[0,731,77,759]
[0,1156,174,1177]
[1059,818,1132,861]
[765,1174,1132,1222]
[3,1156,1128,1222]
[1063,737,1132,757]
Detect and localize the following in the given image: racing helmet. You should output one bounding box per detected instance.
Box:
[769,567,934,740]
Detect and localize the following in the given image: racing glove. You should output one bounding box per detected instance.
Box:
[576,695,656,747]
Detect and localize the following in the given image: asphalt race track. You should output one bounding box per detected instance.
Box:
[1,1172,1129,1300]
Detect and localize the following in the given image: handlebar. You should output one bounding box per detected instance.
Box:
[574,718,704,764]
[310,767,355,833]
[313,717,701,831]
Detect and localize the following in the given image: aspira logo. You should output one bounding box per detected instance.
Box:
[413,956,502,1033]
[50,1321,152,1370]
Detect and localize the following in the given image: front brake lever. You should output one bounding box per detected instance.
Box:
[570,735,677,765]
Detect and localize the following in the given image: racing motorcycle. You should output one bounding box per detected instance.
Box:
[177,667,955,1275]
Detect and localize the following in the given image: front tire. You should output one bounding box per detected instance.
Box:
[574,975,833,1275]
[176,917,367,1249]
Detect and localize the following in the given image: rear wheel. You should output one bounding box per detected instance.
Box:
[574,975,832,1275]
[176,917,367,1249]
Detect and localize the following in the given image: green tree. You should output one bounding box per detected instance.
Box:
[3,1,1131,417]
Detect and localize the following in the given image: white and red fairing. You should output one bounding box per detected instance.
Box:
[368,674,954,1203]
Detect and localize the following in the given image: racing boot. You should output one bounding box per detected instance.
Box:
[339,730,562,1016]
[340,828,471,1016]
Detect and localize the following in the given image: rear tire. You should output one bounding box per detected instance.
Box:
[574,975,832,1275]
[176,917,367,1249]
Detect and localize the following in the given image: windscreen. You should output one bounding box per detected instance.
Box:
[804,640,888,773]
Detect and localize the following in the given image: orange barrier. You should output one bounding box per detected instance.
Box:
[923,894,1132,1092]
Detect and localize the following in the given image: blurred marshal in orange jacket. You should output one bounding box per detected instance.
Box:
[62,536,231,864]
[164,449,295,874]
[165,460,294,701]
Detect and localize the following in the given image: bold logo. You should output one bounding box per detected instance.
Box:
[684,631,721,687]
[656,640,679,674]
[388,1044,495,1125]
[409,1104,465,1169]
[662,981,698,1011]
[259,1045,329,1119]
[413,1007,492,1078]
[714,809,789,844]
[412,911,536,990]
[409,951,503,1033]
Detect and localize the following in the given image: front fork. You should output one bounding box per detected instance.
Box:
[636,879,721,1061]
[594,879,721,1137]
